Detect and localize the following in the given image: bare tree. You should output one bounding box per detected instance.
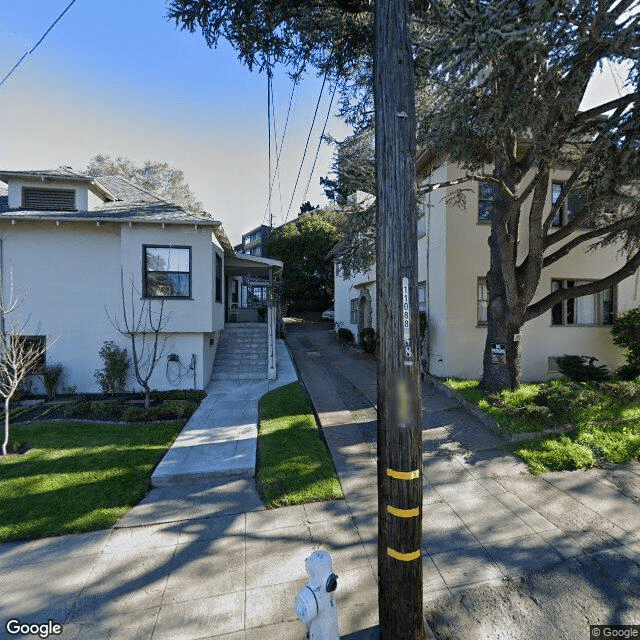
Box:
[0,325,49,456]
[0,266,53,456]
[107,271,170,408]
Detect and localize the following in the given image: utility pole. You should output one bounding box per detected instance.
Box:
[375,0,425,638]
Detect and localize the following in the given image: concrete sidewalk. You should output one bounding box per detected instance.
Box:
[1,325,639,639]
[150,340,298,487]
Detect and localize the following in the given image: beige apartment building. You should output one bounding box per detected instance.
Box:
[334,157,639,382]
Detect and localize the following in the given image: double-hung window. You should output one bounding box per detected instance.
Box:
[144,246,191,298]
[551,279,614,326]
[477,277,488,325]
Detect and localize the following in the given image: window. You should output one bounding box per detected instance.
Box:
[417,214,426,238]
[478,181,496,223]
[215,253,222,303]
[14,335,46,372]
[231,279,239,304]
[477,277,488,325]
[551,279,614,326]
[248,286,267,306]
[551,182,587,227]
[22,187,75,211]
[144,246,191,298]
[350,298,358,324]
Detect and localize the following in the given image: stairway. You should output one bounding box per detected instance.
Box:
[210,322,268,381]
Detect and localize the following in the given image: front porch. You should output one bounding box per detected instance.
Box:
[223,251,283,380]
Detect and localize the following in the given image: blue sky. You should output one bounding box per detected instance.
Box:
[0,0,350,244]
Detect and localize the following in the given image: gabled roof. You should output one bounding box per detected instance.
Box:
[0,170,220,228]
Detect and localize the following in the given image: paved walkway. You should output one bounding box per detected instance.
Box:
[1,324,639,639]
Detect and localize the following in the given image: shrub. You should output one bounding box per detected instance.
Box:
[535,380,600,422]
[61,402,92,418]
[89,402,122,420]
[94,341,129,395]
[150,389,207,403]
[162,399,198,419]
[556,355,610,382]
[359,327,377,354]
[337,327,354,344]
[40,364,64,401]
[611,306,640,373]
[505,403,553,424]
[597,379,640,404]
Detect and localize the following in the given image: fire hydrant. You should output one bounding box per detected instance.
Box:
[294,550,340,640]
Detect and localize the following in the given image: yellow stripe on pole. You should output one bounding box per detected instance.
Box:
[387,468,420,480]
[387,505,420,518]
[387,547,421,562]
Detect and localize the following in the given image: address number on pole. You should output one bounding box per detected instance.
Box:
[402,277,412,361]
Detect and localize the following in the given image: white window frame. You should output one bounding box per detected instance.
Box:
[477,277,488,325]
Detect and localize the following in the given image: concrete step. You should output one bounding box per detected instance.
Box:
[211,322,269,381]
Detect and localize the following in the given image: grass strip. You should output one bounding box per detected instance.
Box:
[444,377,640,474]
[257,382,343,507]
[0,420,183,542]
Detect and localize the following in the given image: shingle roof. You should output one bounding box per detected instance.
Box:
[0,172,220,227]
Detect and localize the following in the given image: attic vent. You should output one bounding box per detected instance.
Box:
[22,187,76,211]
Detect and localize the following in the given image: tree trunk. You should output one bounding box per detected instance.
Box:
[375,0,425,638]
[480,290,523,392]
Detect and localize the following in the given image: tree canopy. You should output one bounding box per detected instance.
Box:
[86,154,206,214]
[415,0,639,389]
[265,210,342,311]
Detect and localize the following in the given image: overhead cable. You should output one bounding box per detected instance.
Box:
[0,0,79,89]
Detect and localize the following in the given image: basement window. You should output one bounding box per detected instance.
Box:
[22,187,76,211]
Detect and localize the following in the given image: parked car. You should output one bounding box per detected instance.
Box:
[321,309,335,321]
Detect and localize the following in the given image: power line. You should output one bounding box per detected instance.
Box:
[302,81,338,203]
[0,0,79,89]
[264,77,298,227]
[285,69,329,221]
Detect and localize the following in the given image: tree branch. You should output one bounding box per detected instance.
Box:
[525,249,640,322]
[573,92,639,127]
[542,215,639,268]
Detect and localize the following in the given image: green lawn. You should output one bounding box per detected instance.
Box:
[0,420,183,542]
[446,377,640,474]
[257,382,343,507]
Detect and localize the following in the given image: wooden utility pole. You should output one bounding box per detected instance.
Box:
[375,0,425,638]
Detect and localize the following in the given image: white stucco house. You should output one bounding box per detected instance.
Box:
[335,156,640,382]
[0,168,282,394]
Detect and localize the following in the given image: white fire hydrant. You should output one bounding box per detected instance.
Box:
[294,550,340,640]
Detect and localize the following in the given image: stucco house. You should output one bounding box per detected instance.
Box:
[0,168,282,394]
[335,156,639,382]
